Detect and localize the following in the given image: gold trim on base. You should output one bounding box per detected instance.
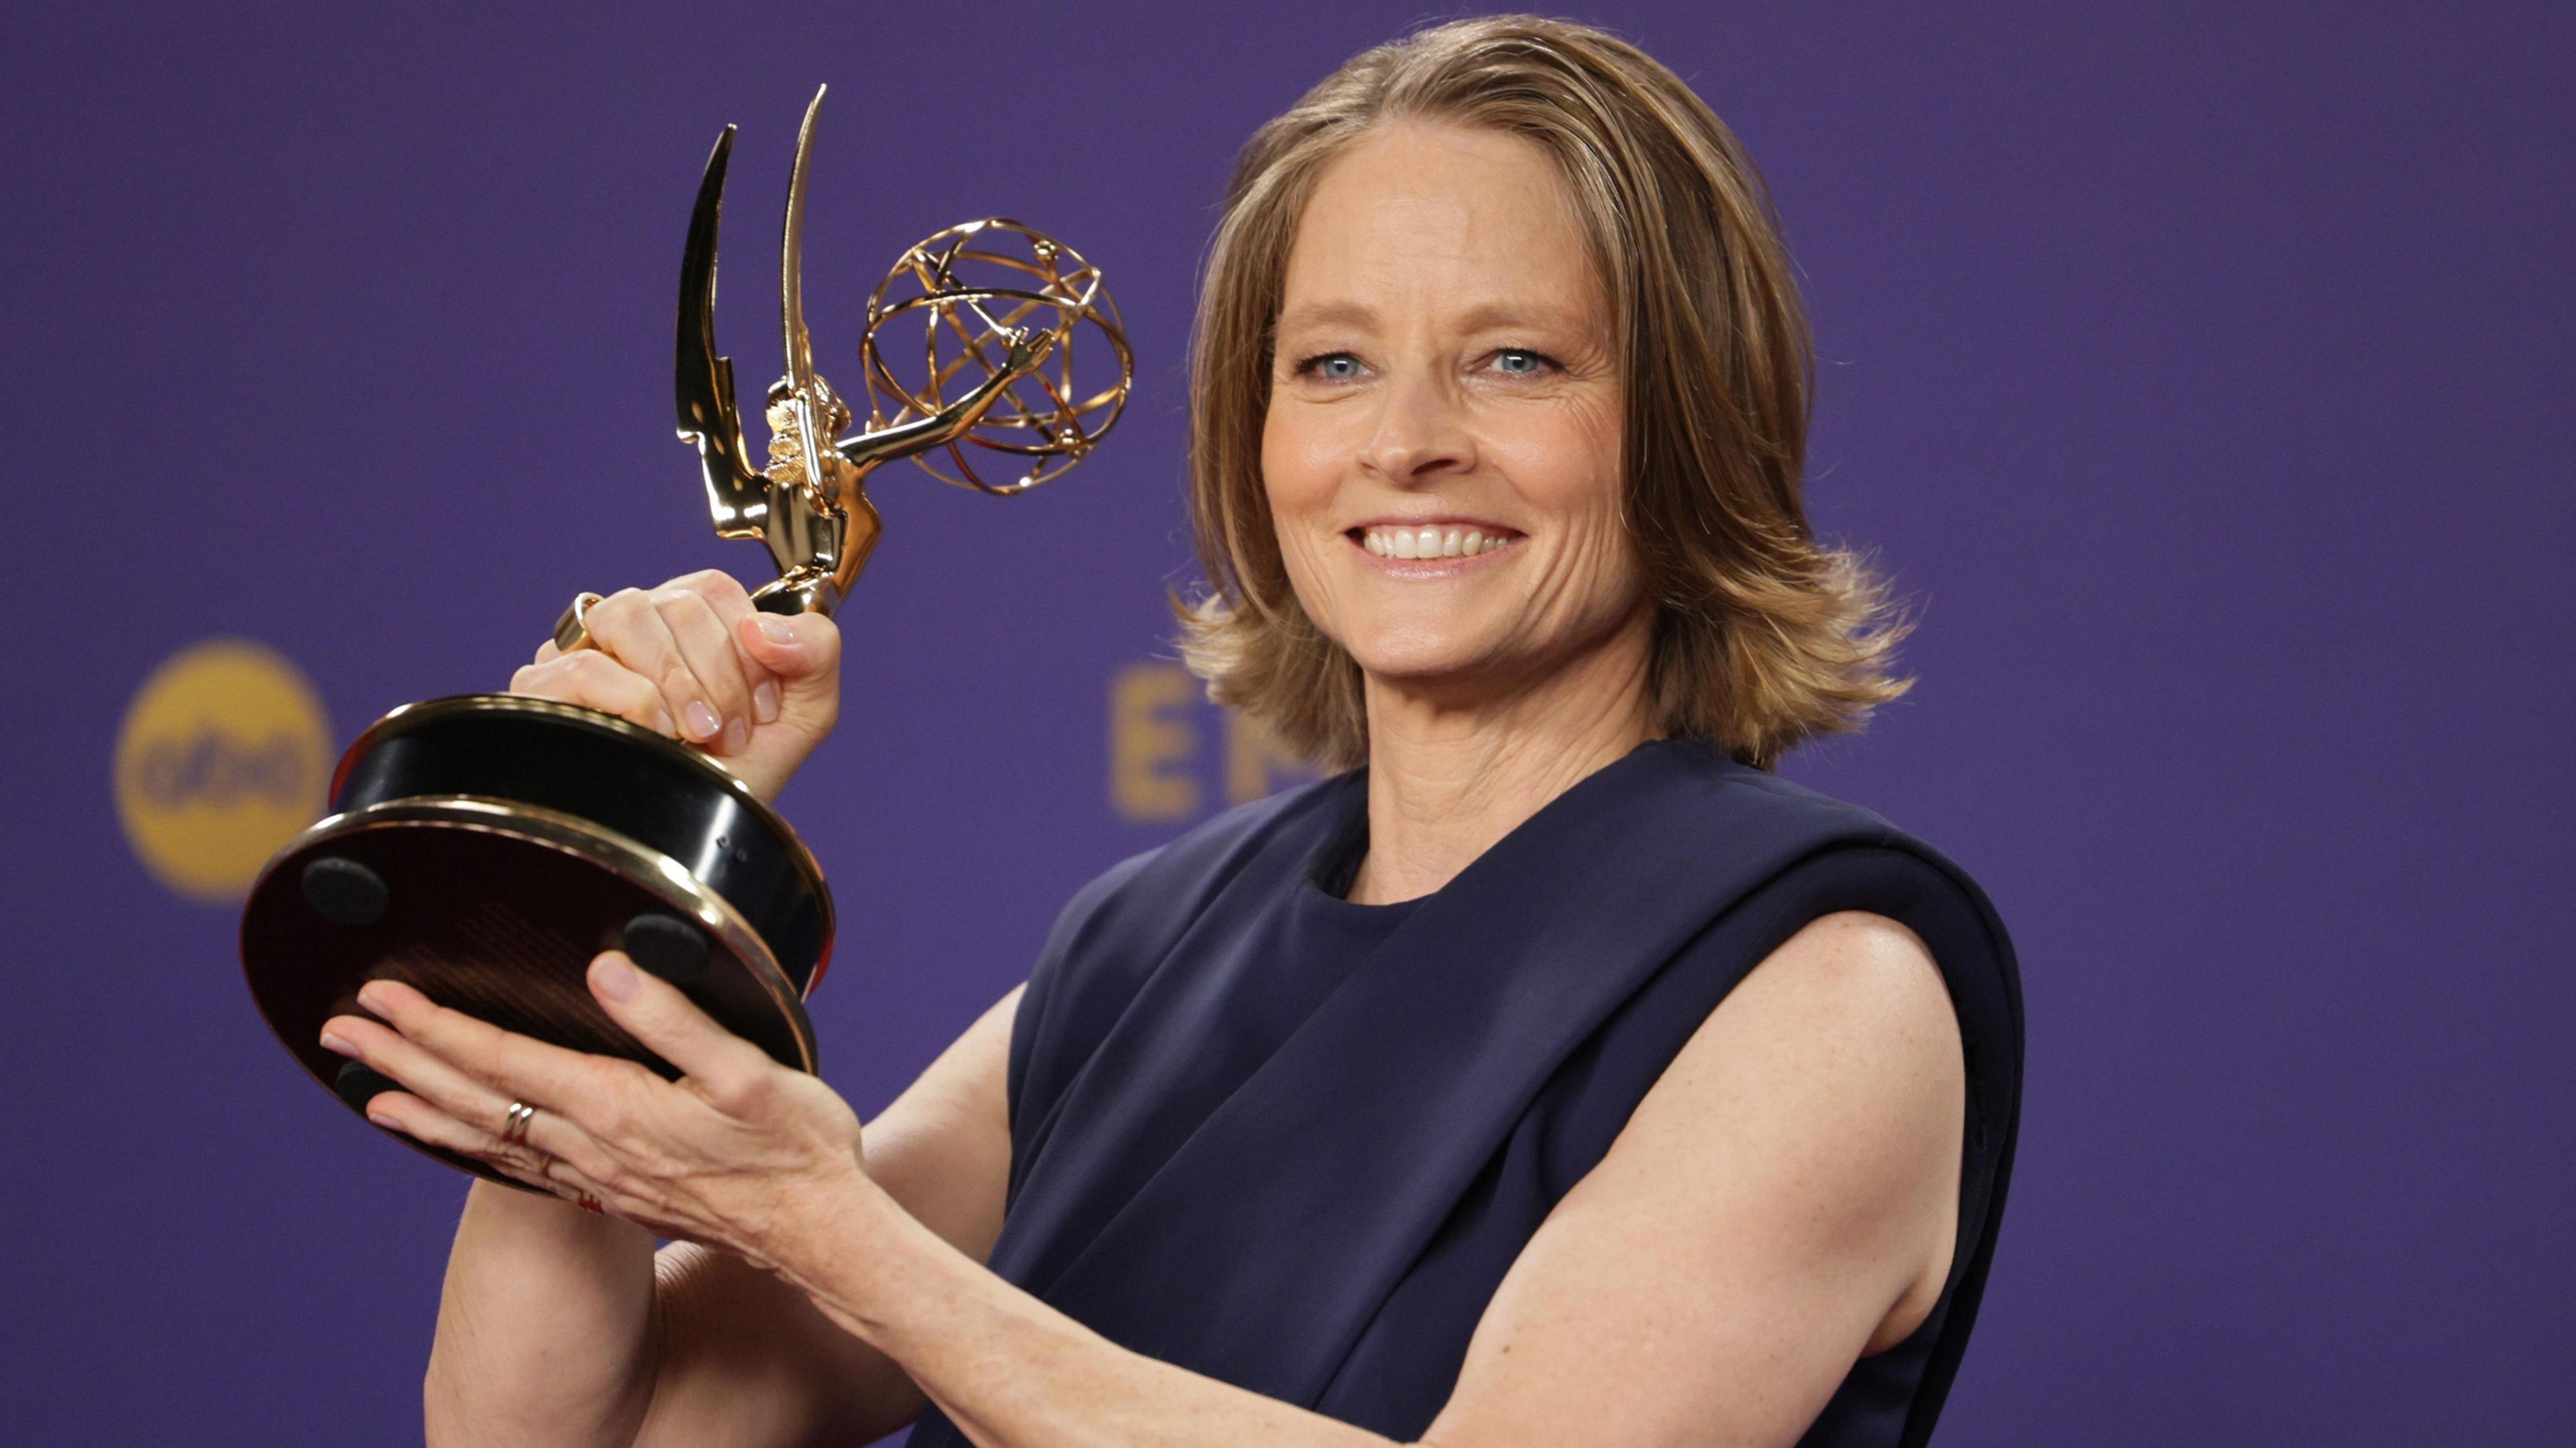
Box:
[329,692,834,953]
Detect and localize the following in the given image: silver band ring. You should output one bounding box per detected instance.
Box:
[501,1101,537,1146]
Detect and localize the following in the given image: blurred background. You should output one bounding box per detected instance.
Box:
[3,2,2569,1441]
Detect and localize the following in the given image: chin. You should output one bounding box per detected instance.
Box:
[1340,623,1504,689]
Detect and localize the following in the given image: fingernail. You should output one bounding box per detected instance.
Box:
[721,716,749,754]
[653,707,675,736]
[759,617,796,645]
[593,953,639,1002]
[366,1110,402,1131]
[683,700,721,740]
[355,984,388,1014]
[752,680,780,723]
[319,1029,354,1056]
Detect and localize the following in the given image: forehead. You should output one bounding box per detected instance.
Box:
[1280,122,1602,324]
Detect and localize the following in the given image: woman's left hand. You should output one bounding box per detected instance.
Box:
[318,952,875,1270]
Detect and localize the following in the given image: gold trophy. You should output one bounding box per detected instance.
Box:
[238,87,1130,1185]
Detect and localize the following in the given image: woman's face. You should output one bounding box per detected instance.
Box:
[1263,122,1641,702]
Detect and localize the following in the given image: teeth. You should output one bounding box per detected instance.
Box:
[1359,525,1512,560]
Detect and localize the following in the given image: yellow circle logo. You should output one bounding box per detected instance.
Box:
[115,639,332,902]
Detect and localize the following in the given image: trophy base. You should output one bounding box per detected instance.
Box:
[239,695,834,1188]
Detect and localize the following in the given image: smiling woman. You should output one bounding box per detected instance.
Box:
[1183,28,1907,781]
[325,15,2021,1448]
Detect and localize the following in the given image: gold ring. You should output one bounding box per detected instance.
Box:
[501,1101,537,1146]
[551,591,606,655]
[575,1190,604,1214]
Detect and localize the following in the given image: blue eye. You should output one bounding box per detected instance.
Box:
[1494,349,1548,375]
[1301,353,1362,381]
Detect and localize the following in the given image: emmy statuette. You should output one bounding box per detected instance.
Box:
[239,88,1130,1186]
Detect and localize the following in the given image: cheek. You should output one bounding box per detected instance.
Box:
[1263,404,1365,571]
[1497,398,1629,559]
[1259,402,1336,521]
[1258,406,1343,601]
[1529,435,1643,628]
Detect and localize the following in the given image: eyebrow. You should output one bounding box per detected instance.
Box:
[1273,299,1603,337]
[1275,300,1378,333]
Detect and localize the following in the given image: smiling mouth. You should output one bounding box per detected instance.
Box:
[1350,523,1523,561]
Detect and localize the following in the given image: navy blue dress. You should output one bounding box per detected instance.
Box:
[908,740,2022,1447]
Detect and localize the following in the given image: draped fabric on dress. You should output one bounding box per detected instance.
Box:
[906,740,2023,1447]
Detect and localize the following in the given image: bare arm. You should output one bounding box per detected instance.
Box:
[422,1183,655,1448]
[412,985,1019,1448]
[1420,912,1964,1445]
[763,911,1966,1448]
[631,987,1020,1446]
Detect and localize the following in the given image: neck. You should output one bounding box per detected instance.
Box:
[1348,609,1659,905]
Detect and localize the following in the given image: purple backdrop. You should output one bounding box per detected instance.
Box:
[5,2,2570,1442]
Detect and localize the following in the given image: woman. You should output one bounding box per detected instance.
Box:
[321,16,2021,1447]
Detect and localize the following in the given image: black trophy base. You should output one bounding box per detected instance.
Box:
[239,695,835,1188]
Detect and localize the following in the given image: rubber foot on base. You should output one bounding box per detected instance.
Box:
[622,913,710,989]
[301,856,390,928]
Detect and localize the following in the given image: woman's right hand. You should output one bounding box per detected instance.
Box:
[509,569,842,804]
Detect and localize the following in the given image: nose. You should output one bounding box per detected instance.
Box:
[1358,368,1474,485]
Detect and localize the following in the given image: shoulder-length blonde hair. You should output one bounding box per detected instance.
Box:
[1178,14,1907,771]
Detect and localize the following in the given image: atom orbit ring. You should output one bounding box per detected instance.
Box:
[501,1101,537,1146]
[551,591,606,655]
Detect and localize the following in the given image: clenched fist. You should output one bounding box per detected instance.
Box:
[509,569,841,803]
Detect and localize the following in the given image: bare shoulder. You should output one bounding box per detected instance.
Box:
[1426,913,1968,1445]
[1629,909,1964,1211]
[1725,910,1958,1061]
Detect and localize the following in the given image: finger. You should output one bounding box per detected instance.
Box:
[672,570,782,726]
[524,1156,629,1219]
[396,1100,672,1235]
[323,1008,517,1134]
[735,609,839,681]
[359,1087,561,1183]
[362,1087,625,1213]
[352,978,655,1129]
[322,1008,627,1176]
[511,650,675,736]
[587,950,775,1103]
[347,983,651,1190]
[532,639,563,667]
[734,611,842,735]
[583,588,727,746]
[651,585,759,754]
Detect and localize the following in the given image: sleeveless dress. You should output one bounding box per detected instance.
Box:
[906,740,2023,1447]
